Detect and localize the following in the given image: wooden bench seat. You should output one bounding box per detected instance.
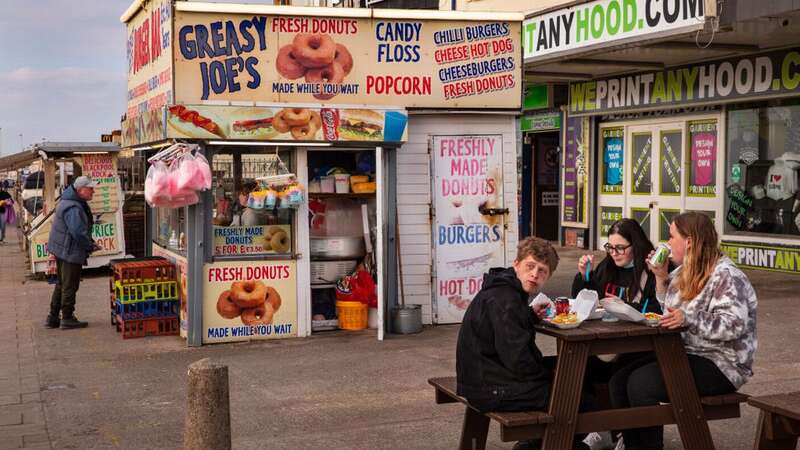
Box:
[748,391,800,449]
[429,376,748,448]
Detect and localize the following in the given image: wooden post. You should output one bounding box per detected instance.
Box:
[185,358,231,450]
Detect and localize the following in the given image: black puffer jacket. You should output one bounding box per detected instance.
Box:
[456,267,551,403]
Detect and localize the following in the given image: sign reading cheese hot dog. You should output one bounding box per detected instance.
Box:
[172,11,521,109]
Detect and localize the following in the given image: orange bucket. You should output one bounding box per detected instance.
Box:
[336,301,368,330]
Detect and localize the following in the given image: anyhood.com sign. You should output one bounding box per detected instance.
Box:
[569,48,800,114]
[523,0,706,62]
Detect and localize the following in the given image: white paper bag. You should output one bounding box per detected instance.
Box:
[573,289,599,322]
[530,293,554,316]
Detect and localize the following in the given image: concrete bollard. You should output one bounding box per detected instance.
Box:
[185,358,231,450]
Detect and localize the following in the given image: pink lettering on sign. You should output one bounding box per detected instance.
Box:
[691,131,717,187]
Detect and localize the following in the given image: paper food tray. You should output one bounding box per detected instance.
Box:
[601,299,646,323]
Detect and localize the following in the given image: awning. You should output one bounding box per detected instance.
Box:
[524,4,800,85]
[0,142,120,172]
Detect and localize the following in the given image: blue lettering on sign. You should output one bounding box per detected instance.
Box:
[375,21,422,63]
[207,327,230,338]
[178,16,267,99]
[438,224,502,245]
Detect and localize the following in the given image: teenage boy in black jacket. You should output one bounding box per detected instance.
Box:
[456,237,593,450]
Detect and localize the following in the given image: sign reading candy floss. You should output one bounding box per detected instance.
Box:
[171,11,521,108]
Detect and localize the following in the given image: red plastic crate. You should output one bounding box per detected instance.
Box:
[111,258,176,285]
[114,315,180,339]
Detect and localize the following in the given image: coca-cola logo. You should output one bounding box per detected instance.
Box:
[320,109,339,141]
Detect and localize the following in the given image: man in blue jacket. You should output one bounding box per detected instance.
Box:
[45,176,100,329]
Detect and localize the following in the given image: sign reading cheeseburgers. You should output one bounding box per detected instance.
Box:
[173,11,521,109]
[166,105,406,142]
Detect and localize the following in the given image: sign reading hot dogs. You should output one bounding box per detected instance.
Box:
[172,11,521,109]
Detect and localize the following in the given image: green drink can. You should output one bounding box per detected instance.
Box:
[649,243,671,267]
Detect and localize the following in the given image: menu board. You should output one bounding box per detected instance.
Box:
[81,154,119,213]
[601,128,623,194]
[631,133,652,194]
[688,120,718,197]
[172,12,521,108]
[659,130,682,195]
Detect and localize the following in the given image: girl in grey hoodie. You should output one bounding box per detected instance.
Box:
[609,211,757,450]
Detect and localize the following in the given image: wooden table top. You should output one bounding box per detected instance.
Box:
[748,392,800,421]
[534,319,686,341]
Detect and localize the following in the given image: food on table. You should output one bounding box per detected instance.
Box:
[551,312,578,325]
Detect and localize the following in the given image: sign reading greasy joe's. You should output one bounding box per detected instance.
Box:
[173,10,522,108]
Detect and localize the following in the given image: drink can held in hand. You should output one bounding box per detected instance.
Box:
[556,297,570,315]
[650,243,671,267]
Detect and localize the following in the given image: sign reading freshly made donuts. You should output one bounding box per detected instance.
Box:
[172,12,521,109]
[213,225,291,256]
[204,260,297,343]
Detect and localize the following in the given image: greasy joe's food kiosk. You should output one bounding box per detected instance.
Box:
[121,1,523,346]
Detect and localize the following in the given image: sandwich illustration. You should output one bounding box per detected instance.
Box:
[337,109,383,141]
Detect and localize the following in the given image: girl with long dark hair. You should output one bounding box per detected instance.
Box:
[571,218,664,313]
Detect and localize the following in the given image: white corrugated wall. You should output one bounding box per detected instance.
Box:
[397,113,519,325]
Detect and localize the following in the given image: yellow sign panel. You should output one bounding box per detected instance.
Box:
[203,260,297,343]
[173,12,521,108]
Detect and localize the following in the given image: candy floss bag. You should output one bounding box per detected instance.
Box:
[144,160,171,207]
[166,158,199,208]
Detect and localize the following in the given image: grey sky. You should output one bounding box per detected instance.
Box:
[0,0,278,156]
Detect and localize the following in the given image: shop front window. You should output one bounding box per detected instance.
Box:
[725,102,800,238]
[211,149,295,256]
[154,206,186,253]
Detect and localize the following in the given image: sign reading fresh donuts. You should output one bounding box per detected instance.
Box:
[172,11,521,108]
[204,260,297,343]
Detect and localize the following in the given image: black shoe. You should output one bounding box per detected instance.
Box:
[44,316,60,328]
[60,316,88,329]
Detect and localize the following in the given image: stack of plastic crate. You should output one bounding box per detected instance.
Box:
[109,257,180,339]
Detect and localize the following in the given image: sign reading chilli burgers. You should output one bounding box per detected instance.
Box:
[173,12,521,109]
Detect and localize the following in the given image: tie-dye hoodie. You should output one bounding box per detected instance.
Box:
[657,256,757,389]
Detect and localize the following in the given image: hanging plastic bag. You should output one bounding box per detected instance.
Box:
[194,152,213,190]
[144,161,172,207]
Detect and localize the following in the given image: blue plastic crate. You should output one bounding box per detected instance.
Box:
[114,299,179,321]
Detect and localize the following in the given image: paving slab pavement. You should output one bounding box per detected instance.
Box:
[1,224,799,449]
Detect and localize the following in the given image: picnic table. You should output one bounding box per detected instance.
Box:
[430,319,747,450]
[748,392,800,449]
[533,320,740,450]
